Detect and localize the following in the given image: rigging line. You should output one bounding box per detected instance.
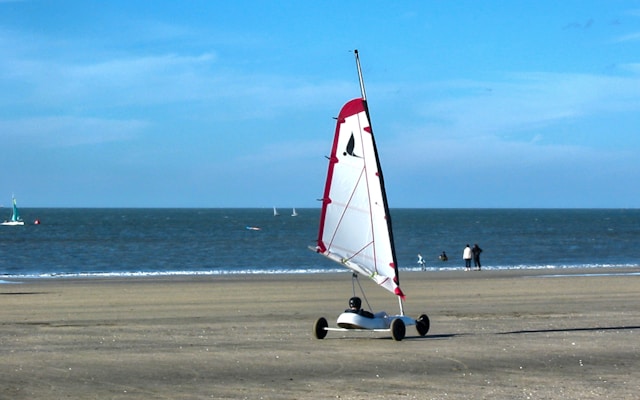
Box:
[346,241,374,262]
[328,240,375,266]
[354,50,401,288]
[326,163,366,249]
[354,51,382,274]
[355,109,380,273]
[326,114,366,250]
[352,273,373,312]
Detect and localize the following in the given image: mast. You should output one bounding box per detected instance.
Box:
[353,50,405,315]
[354,50,368,101]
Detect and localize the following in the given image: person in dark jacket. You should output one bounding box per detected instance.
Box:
[346,296,374,318]
[472,243,483,271]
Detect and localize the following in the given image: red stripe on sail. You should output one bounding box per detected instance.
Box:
[339,98,366,118]
[394,287,406,300]
[390,263,404,299]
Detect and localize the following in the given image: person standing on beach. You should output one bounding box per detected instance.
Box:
[463,244,472,271]
[472,243,483,271]
[417,253,426,271]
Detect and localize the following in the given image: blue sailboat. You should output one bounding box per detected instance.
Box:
[2,197,25,226]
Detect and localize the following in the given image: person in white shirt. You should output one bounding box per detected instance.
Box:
[463,244,472,271]
[417,253,426,271]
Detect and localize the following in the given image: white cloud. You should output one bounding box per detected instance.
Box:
[0,116,148,147]
[613,32,640,42]
[394,71,640,143]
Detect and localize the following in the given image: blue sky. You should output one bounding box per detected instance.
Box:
[1,1,639,208]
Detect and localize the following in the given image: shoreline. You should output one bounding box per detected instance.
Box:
[5,265,640,285]
[2,265,640,284]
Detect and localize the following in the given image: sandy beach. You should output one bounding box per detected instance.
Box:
[2,268,639,399]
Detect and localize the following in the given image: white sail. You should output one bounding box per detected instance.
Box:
[315,97,404,299]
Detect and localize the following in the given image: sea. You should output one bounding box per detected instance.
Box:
[1,208,638,280]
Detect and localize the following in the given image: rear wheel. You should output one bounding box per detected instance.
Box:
[416,314,430,336]
[390,318,405,341]
[313,317,328,339]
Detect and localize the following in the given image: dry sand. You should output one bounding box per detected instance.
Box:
[1,268,639,399]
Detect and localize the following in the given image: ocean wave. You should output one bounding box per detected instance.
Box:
[2,263,638,282]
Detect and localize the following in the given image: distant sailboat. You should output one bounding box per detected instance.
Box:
[2,197,25,226]
[273,207,280,217]
[291,208,298,217]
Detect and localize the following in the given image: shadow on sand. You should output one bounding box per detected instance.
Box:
[498,325,640,335]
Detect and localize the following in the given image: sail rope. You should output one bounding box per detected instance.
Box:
[351,273,374,312]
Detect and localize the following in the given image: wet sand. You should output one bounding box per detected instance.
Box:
[2,268,639,399]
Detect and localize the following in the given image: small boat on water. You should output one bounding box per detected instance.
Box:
[291,208,298,217]
[1,197,25,226]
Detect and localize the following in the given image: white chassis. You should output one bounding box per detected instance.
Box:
[314,311,430,341]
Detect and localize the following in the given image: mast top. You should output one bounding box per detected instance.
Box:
[354,49,367,101]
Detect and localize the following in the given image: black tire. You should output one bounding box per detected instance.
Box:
[390,318,405,341]
[416,314,430,336]
[313,317,328,339]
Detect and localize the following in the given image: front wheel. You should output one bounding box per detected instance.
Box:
[416,314,430,336]
[390,318,405,341]
[313,317,328,339]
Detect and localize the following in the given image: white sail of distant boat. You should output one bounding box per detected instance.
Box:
[291,208,298,217]
[311,50,429,341]
[1,196,25,226]
[273,207,280,216]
